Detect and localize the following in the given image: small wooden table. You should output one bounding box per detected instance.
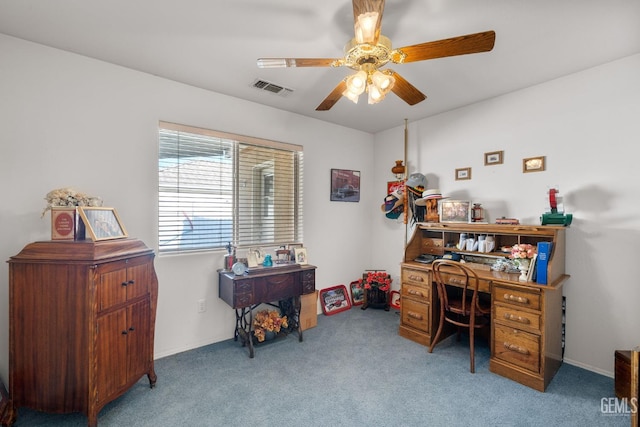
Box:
[219,264,316,357]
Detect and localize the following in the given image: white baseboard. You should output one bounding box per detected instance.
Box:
[564,358,614,378]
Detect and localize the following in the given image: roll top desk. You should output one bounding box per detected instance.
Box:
[400,223,568,391]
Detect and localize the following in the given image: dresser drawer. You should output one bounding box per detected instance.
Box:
[493,324,540,373]
[494,304,541,333]
[402,268,430,286]
[493,284,541,311]
[401,298,430,332]
[402,283,431,302]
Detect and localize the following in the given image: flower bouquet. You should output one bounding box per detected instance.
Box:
[509,243,537,280]
[253,309,288,342]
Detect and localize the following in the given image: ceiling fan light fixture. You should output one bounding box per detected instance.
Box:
[367,83,385,104]
[371,70,395,91]
[355,12,379,44]
[344,70,367,93]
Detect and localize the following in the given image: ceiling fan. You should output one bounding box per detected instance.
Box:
[257,0,496,111]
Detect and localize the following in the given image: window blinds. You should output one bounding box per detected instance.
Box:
[158,122,303,254]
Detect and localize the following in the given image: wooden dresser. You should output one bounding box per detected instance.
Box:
[400,223,568,391]
[7,238,159,426]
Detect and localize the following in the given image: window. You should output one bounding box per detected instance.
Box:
[158,122,303,254]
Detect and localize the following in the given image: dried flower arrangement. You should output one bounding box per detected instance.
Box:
[41,187,102,217]
[253,310,288,342]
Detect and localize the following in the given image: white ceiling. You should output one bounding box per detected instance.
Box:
[1,0,639,134]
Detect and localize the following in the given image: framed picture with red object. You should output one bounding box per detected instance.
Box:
[390,291,401,310]
[350,280,364,306]
[320,285,352,315]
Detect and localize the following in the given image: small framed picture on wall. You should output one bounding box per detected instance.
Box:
[455,167,472,181]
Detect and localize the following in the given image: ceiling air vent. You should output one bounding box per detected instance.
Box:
[251,79,294,97]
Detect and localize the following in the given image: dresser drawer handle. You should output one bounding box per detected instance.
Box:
[407,311,423,320]
[408,274,424,282]
[503,293,529,304]
[503,313,530,324]
[504,342,530,355]
[408,289,424,297]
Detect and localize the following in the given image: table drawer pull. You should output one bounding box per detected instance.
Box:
[407,311,423,320]
[408,289,424,297]
[504,342,530,355]
[503,293,529,304]
[448,278,465,286]
[503,313,531,324]
[408,274,424,282]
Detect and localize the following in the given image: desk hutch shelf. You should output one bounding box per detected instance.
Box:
[400,223,568,391]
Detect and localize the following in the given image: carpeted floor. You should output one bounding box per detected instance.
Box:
[12,306,630,426]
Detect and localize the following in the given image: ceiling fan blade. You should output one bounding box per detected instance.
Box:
[257,58,339,68]
[316,81,348,111]
[352,0,385,45]
[397,31,496,63]
[389,71,426,106]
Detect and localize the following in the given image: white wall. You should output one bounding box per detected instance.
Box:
[373,53,640,376]
[1,32,638,381]
[0,34,374,381]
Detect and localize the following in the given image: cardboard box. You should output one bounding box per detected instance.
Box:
[300,290,318,331]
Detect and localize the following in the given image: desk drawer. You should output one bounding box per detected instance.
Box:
[402,268,430,286]
[493,324,540,373]
[493,284,541,311]
[401,298,430,332]
[436,272,491,294]
[421,238,444,256]
[494,305,541,333]
[402,283,431,302]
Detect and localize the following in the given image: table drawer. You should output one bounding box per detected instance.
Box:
[402,268,430,286]
[401,298,430,332]
[494,304,541,333]
[493,284,541,311]
[402,283,431,302]
[493,324,540,373]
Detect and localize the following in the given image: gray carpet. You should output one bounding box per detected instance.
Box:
[12,307,630,426]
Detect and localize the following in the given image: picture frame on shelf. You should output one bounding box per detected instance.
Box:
[455,167,472,180]
[78,207,128,241]
[294,247,308,265]
[440,200,472,223]
[288,243,303,263]
[523,156,546,173]
[349,280,364,306]
[484,150,504,166]
[330,169,361,202]
[320,285,352,315]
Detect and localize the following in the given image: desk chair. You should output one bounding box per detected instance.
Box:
[429,260,491,373]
